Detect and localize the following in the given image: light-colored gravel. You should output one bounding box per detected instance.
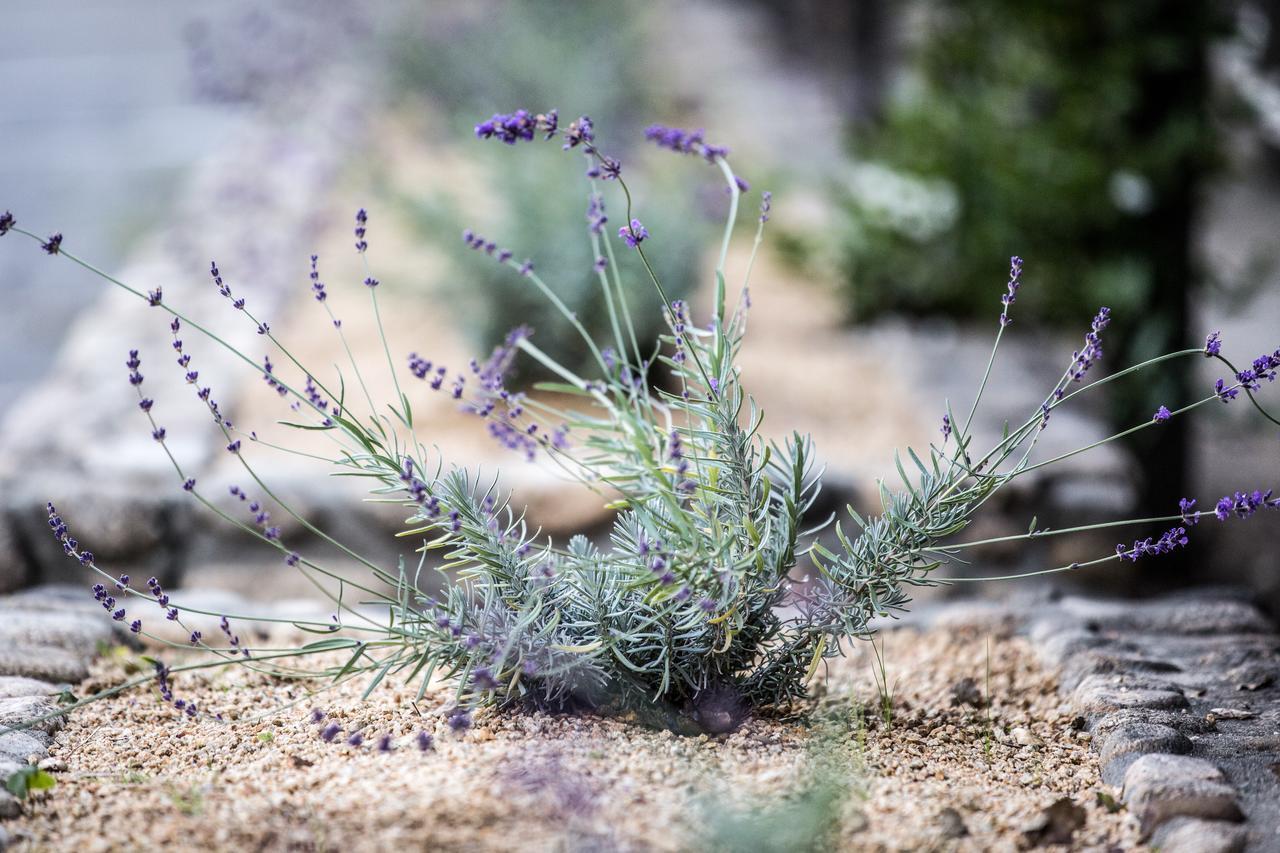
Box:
[7,620,1143,852]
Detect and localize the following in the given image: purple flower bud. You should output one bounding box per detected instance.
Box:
[1204,331,1222,357]
[41,233,62,255]
[0,211,14,235]
[130,620,142,634]
[1153,405,1171,423]
[618,219,648,248]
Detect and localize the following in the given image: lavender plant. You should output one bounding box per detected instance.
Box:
[2,111,1278,736]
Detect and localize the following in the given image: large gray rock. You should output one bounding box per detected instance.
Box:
[1072,673,1189,717]
[0,697,63,736]
[1122,754,1244,838]
[1060,595,1272,636]
[1098,721,1191,786]
[0,645,88,683]
[0,609,115,652]
[0,729,47,763]
[0,678,60,699]
[1151,817,1249,853]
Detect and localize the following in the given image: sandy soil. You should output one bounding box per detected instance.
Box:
[9,617,1142,852]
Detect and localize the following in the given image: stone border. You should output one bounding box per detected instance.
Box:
[1024,591,1279,852]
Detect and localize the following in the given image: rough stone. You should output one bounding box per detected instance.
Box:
[0,697,62,737]
[1072,673,1189,717]
[0,678,60,700]
[1062,595,1272,636]
[0,645,88,683]
[0,610,115,652]
[1098,722,1191,786]
[0,729,47,763]
[1058,649,1182,693]
[1122,754,1243,838]
[1032,628,1112,668]
[1151,817,1248,853]
[1090,708,1213,739]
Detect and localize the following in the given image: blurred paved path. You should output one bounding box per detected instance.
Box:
[0,1,249,413]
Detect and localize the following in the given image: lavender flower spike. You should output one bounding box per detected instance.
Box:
[998,256,1024,326]
[619,219,648,248]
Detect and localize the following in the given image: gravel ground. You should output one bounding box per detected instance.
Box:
[8,620,1142,851]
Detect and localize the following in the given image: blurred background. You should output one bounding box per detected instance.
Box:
[1,0,1277,613]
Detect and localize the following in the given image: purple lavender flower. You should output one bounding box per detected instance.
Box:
[354,208,368,253]
[998,256,1024,327]
[152,427,166,442]
[1055,307,1112,397]
[377,734,394,753]
[1179,498,1198,525]
[1153,405,1171,423]
[598,156,622,181]
[226,440,241,454]
[447,708,472,732]
[147,287,162,307]
[1214,379,1238,403]
[1116,526,1189,561]
[1214,489,1277,520]
[138,398,153,412]
[940,414,952,441]
[562,115,593,149]
[0,211,13,235]
[320,723,341,742]
[189,630,202,645]
[309,254,327,302]
[41,233,62,255]
[585,193,608,235]
[619,219,648,248]
[759,191,772,223]
[472,667,500,691]
[363,277,379,288]
[210,261,231,298]
[1204,331,1222,357]
[416,731,434,751]
[644,125,725,160]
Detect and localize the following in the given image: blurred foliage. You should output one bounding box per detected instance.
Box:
[385,0,708,377]
[833,0,1224,326]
